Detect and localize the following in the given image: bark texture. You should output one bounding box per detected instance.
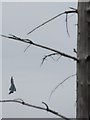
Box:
[77,1,90,119]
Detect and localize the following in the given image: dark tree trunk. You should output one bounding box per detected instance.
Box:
[77,1,90,119]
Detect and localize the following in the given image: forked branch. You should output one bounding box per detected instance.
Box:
[2,34,78,62]
[27,9,78,35]
[41,52,61,66]
[0,99,71,120]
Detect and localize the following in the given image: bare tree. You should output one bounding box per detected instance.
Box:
[1,1,90,119]
[1,6,77,119]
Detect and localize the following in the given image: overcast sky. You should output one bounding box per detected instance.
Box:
[2,2,77,118]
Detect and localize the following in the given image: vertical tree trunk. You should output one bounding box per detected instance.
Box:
[77,1,90,119]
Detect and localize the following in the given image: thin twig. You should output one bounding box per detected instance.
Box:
[2,34,78,62]
[0,99,71,120]
[49,74,76,100]
[13,98,24,103]
[69,7,77,11]
[27,9,77,35]
[66,13,70,37]
[73,48,77,54]
[42,101,49,110]
[40,52,60,66]
[24,44,31,52]
[56,55,62,61]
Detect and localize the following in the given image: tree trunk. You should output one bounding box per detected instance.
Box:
[77,1,90,119]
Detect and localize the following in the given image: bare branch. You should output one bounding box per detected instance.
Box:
[27,9,78,35]
[2,34,78,62]
[73,48,77,54]
[2,34,33,44]
[0,99,71,120]
[42,101,49,110]
[66,13,70,37]
[49,74,76,100]
[24,44,31,52]
[69,7,77,11]
[40,52,60,66]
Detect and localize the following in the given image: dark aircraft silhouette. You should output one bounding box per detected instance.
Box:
[9,76,16,94]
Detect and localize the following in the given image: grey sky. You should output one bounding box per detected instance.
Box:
[0,2,2,119]
[2,2,77,118]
